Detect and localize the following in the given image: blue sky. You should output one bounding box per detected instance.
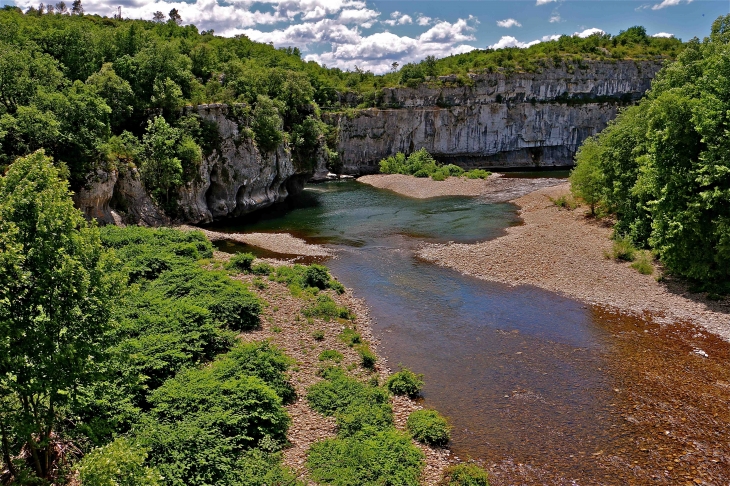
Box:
[5,0,729,72]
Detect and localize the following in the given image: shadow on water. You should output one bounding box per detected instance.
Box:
[213,180,730,484]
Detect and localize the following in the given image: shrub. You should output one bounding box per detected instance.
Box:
[407,409,451,446]
[227,252,255,272]
[213,341,296,404]
[312,330,325,341]
[304,264,331,289]
[550,194,578,210]
[251,261,274,275]
[306,368,388,416]
[465,169,491,179]
[358,345,377,369]
[443,164,465,177]
[329,279,346,294]
[439,463,490,486]
[335,402,394,437]
[303,295,352,321]
[235,449,302,486]
[339,327,361,346]
[386,368,425,398]
[611,236,637,262]
[319,350,344,363]
[75,437,162,486]
[431,169,448,181]
[631,250,654,275]
[307,430,425,486]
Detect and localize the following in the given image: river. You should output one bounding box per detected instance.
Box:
[212,179,730,485]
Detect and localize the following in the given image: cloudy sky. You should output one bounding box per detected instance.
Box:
[4,0,729,73]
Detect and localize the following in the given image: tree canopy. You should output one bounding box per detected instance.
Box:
[570,14,730,287]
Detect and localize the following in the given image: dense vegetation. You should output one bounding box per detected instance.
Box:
[379,149,491,181]
[0,5,684,206]
[570,15,730,290]
[0,150,300,484]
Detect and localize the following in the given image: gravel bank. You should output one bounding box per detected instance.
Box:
[181,226,334,257]
[358,173,565,201]
[418,183,730,341]
[216,255,451,485]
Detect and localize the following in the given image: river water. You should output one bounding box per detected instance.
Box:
[213,180,730,485]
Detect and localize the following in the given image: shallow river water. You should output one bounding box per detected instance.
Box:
[213,180,730,485]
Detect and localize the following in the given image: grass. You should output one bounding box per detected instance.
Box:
[609,236,637,262]
[319,350,344,363]
[406,409,451,446]
[630,250,654,275]
[549,194,578,210]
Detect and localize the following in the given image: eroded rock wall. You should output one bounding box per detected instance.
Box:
[328,60,664,173]
[75,104,318,225]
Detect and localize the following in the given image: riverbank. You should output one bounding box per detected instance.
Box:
[418,183,730,340]
[181,226,334,257]
[211,252,451,485]
[358,173,565,202]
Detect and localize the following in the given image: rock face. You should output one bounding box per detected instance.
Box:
[75,104,317,225]
[327,60,664,174]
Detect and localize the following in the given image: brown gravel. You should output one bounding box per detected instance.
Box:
[418,183,730,341]
[224,259,450,485]
[358,173,565,201]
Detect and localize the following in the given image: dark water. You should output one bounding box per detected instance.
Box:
[213,180,730,483]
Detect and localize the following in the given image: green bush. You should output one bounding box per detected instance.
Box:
[443,164,465,176]
[431,169,448,181]
[227,252,255,272]
[312,330,325,341]
[339,327,361,346]
[75,437,162,486]
[251,261,274,276]
[306,368,388,416]
[407,409,451,446]
[358,346,377,369]
[303,294,352,321]
[465,169,491,179]
[304,264,331,289]
[335,402,394,437]
[439,463,490,486]
[386,368,425,398]
[307,430,425,486]
[319,350,344,363]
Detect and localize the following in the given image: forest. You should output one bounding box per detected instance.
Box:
[571,14,730,290]
[0,5,684,207]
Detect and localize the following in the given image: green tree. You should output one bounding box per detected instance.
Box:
[0,150,114,480]
[570,137,605,216]
[140,116,184,205]
[251,95,284,153]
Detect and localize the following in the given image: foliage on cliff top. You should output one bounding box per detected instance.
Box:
[569,15,730,289]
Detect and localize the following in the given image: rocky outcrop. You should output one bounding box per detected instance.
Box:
[75,104,318,225]
[327,60,664,173]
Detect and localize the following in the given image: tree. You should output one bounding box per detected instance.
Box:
[570,137,604,216]
[70,0,83,15]
[168,8,182,25]
[391,61,399,72]
[152,11,165,22]
[140,116,184,205]
[55,1,67,14]
[0,150,114,481]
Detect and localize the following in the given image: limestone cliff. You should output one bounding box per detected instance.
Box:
[75,104,321,225]
[327,60,664,173]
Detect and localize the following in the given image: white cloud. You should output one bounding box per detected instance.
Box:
[417,15,432,26]
[573,27,605,38]
[549,14,561,23]
[651,0,681,9]
[542,34,561,42]
[496,18,521,28]
[383,11,413,26]
[652,32,674,38]
[338,8,379,24]
[489,36,540,49]
[536,0,558,5]
[306,18,478,73]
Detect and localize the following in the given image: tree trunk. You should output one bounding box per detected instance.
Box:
[1,422,18,479]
